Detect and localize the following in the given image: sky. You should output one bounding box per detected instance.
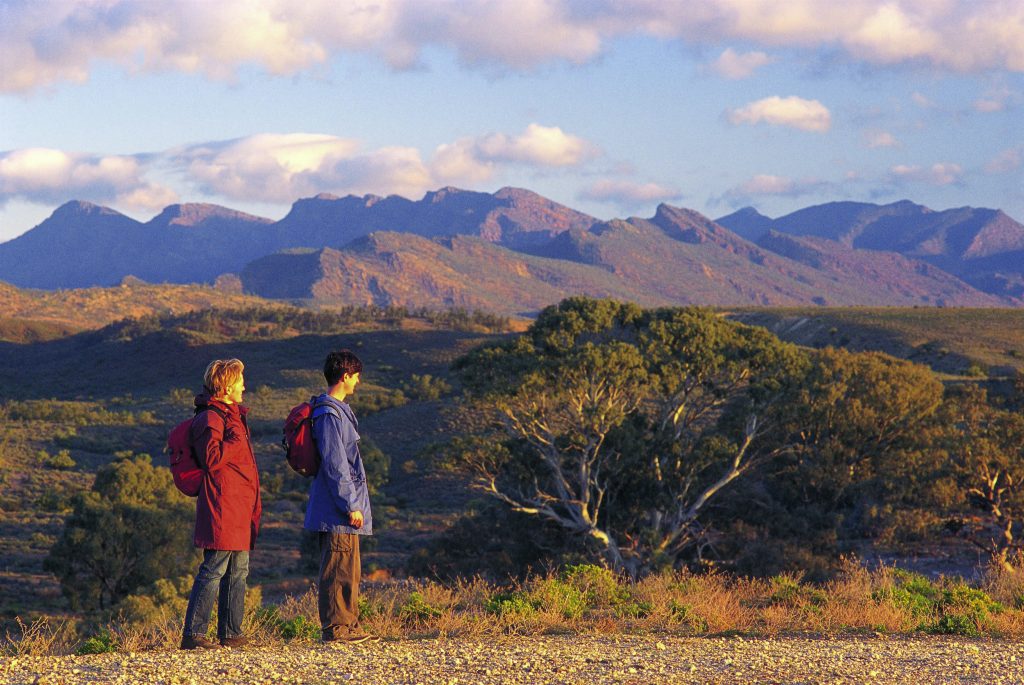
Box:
[1,0,1022,244]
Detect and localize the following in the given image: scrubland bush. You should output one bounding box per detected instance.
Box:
[9,563,1024,656]
[401,374,452,401]
[39,449,76,470]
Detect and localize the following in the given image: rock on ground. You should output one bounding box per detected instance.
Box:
[3,635,1022,684]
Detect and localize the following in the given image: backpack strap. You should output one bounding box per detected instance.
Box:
[191,405,228,469]
[309,397,345,454]
[196,405,228,421]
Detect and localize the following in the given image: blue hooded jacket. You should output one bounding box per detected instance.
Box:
[303,393,372,535]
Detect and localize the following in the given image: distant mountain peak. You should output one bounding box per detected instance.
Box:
[152,203,273,227]
[425,186,474,203]
[53,200,122,218]
[735,206,769,218]
[651,204,727,241]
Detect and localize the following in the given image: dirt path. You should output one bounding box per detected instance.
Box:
[6,634,1021,684]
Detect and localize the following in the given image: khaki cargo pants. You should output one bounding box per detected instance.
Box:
[318,532,362,639]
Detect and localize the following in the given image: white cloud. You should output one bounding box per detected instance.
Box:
[3,1,1023,92]
[973,85,1018,112]
[865,131,900,148]
[890,162,964,185]
[1,124,600,210]
[710,48,773,79]
[984,146,1023,174]
[844,3,941,64]
[727,96,832,132]
[737,175,798,195]
[431,124,599,185]
[176,133,432,202]
[911,91,936,108]
[0,148,176,210]
[722,174,829,204]
[475,124,598,166]
[579,179,682,205]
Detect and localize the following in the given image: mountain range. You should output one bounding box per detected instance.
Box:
[1,187,1021,314]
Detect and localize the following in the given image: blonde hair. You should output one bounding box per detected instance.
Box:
[203,358,244,397]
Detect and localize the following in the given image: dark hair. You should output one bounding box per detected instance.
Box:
[324,349,363,385]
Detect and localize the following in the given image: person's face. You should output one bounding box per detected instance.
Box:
[342,371,360,395]
[225,373,245,404]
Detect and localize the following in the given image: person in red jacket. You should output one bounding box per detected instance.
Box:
[180,358,262,650]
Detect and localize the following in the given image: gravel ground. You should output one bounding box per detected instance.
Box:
[3,635,1023,685]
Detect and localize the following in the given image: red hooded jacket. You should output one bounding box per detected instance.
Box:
[189,395,262,550]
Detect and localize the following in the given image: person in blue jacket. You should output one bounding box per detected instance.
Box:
[304,349,378,644]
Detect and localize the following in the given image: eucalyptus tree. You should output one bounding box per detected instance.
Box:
[453,297,807,577]
[45,454,194,611]
[943,386,1024,571]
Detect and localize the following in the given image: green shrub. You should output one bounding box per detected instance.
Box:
[669,601,709,633]
[965,363,988,377]
[931,614,979,636]
[42,449,76,470]
[874,571,1004,635]
[116,577,191,626]
[278,614,320,641]
[613,598,653,619]
[76,629,116,655]
[399,592,443,623]
[531,578,589,619]
[872,570,940,622]
[401,374,452,401]
[484,591,540,617]
[35,490,69,513]
[929,584,1004,636]
[768,575,827,607]
[561,564,625,606]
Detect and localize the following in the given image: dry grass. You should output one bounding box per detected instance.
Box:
[8,564,1024,657]
[2,616,77,656]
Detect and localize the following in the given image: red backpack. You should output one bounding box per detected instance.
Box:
[282,397,336,477]
[167,406,226,496]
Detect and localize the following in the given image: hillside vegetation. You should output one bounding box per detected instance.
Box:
[2,298,1023,655]
[728,307,1024,377]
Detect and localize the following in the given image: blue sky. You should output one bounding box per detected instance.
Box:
[1,0,1022,244]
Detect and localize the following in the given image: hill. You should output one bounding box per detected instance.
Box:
[0,201,274,288]
[0,278,276,342]
[269,186,596,252]
[727,306,1024,377]
[238,205,1004,312]
[716,200,1024,300]
[0,187,595,289]
[2,188,1021,308]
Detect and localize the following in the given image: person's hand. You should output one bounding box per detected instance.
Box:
[348,511,364,529]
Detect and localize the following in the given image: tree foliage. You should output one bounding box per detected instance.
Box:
[452,297,808,576]
[45,454,195,612]
[713,347,952,574]
[942,386,1024,570]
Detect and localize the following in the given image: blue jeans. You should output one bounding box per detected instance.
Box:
[183,549,249,640]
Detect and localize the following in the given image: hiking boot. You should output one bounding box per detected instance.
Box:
[323,632,378,645]
[220,635,249,648]
[180,634,220,650]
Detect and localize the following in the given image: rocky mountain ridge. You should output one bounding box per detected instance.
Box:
[1,187,1021,313]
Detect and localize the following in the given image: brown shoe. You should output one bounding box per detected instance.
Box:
[180,634,221,650]
[220,635,249,648]
[323,633,378,645]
